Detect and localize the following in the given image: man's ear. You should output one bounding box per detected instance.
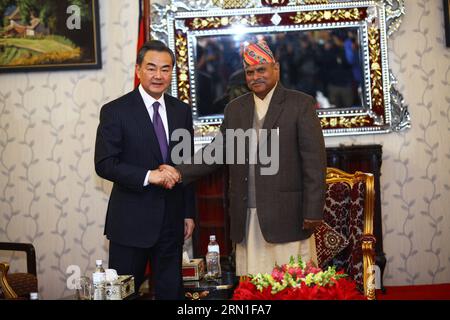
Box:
[274,62,281,80]
[135,64,141,80]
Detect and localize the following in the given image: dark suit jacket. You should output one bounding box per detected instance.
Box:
[178,84,326,244]
[95,88,195,248]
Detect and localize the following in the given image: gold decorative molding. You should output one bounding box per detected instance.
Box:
[194,124,221,136]
[212,0,250,9]
[320,116,371,129]
[368,26,383,111]
[0,262,19,299]
[290,8,361,24]
[175,32,190,104]
[190,15,259,30]
[303,0,329,4]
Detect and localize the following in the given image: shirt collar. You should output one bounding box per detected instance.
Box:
[138,84,166,110]
[253,82,278,104]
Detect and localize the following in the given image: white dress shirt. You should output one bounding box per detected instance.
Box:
[139,85,170,186]
[253,82,277,120]
[138,85,170,141]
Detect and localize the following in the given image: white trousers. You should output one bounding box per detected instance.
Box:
[235,208,318,276]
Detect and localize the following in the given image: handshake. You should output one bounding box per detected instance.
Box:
[149,164,182,189]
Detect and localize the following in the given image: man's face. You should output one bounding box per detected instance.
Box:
[244,62,279,99]
[136,50,173,99]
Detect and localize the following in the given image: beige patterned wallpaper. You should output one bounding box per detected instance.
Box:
[326,0,450,286]
[1,0,449,299]
[0,0,138,299]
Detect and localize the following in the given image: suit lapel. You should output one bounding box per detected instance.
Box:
[239,93,254,131]
[130,89,164,163]
[234,93,254,163]
[164,94,178,164]
[262,83,286,130]
[258,84,286,153]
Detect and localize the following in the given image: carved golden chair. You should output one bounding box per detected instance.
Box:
[319,167,376,299]
[0,242,38,299]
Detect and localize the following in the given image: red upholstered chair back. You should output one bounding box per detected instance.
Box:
[317,168,376,299]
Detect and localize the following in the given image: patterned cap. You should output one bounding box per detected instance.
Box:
[243,40,275,67]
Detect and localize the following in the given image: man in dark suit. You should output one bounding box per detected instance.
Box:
[161,40,326,275]
[94,40,195,299]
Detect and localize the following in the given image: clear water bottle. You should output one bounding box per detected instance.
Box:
[92,259,106,300]
[208,235,220,256]
[206,235,221,279]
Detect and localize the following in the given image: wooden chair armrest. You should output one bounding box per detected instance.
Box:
[0,242,37,276]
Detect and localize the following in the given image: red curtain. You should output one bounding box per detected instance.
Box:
[134,0,146,88]
[137,0,152,280]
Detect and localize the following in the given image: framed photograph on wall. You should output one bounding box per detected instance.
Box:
[0,0,101,73]
[445,0,450,47]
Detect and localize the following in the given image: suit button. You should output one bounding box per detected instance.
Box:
[243,196,247,201]
[244,177,248,182]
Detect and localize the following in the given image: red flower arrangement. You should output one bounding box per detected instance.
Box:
[232,256,366,300]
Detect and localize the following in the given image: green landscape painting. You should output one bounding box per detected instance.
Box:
[0,0,101,72]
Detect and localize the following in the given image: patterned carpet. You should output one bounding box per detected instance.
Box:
[376,283,450,300]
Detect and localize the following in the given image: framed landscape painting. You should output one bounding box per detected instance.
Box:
[0,0,101,72]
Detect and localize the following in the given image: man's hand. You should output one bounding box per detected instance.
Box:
[159,164,181,184]
[148,169,177,189]
[184,218,195,241]
[303,219,323,231]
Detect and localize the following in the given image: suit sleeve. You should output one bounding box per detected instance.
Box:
[176,104,229,185]
[297,97,327,220]
[94,104,149,192]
